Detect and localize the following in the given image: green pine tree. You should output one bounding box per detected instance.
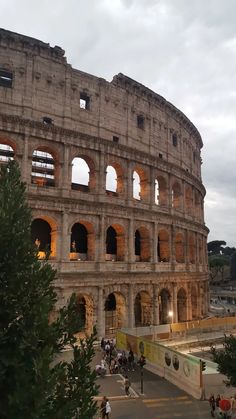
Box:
[0,161,98,419]
[211,334,236,387]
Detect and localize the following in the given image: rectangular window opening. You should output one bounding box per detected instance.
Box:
[172,134,178,147]
[113,136,119,143]
[137,115,145,129]
[0,69,13,88]
[80,93,90,110]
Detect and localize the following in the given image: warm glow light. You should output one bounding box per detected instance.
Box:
[168,311,173,317]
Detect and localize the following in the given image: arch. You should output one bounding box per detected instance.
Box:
[105,224,125,261]
[134,291,152,326]
[70,221,94,261]
[175,232,185,263]
[158,229,170,262]
[155,176,167,206]
[133,170,141,200]
[185,184,193,215]
[76,293,94,335]
[133,166,148,201]
[191,286,198,319]
[188,233,196,264]
[171,181,182,210]
[135,227,151,262]
[159,288,171,324]
[0,143,14,163]
[106,165,117,193]
[31,217,56,258]
[31,148,57,187]
[71,155,96,191]
[104,292,126,335]
[177,288,187,322]
[106,162,124,195]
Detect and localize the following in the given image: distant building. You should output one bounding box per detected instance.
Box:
[0,28,209,337]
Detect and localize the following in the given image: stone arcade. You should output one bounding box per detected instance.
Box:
[0,28,209,338]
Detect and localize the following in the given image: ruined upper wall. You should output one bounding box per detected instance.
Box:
[0,28,203,179]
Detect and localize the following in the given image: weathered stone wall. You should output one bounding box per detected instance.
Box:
[0,28,209,337]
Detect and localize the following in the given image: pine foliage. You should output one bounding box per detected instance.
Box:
[0,161,98,419]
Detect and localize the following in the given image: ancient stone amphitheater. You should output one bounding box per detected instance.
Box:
[0,28,209,338]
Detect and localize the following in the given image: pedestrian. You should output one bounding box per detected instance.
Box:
[216,394,221,409]
[124,375,131,396]
[209,394,216,417]
[128,349,135,371]
[100,396,107,419]
[101,337,105,352]
[105,398,111,419]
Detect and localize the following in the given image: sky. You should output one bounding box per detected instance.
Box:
[1,0,236,246]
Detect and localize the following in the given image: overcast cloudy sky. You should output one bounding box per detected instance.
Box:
[1,0,236,246]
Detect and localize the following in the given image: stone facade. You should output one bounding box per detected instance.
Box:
[0,28,209,338]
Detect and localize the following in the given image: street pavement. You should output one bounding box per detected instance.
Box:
[95,367,210,418]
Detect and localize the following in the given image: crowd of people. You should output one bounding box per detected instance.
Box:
[95,337,135,377]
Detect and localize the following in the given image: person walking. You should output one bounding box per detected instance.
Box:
[209,394,216,417]
[100,396,107,419]
[124,375,131,397]
[105,398,111,419]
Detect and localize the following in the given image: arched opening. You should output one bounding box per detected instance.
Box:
[155,176,167,206]
[106,165,117,195]
[105,224,125,261]
[171,181,182,210]
[75,294,94,336]
[106,226,117,261]
[71,157,90,191]
[31,149,56,187]
[135,230,141,260]
[77,296,86,330]
[134,291,152,326]
[185,185,193,215]
[189,233,196,264]
[177,288,187,322]
[133,170,141,200]
[158,229,170,262]
[159,289,171,324]
[70,222,89,261]
[135,227,150,262]
[191,286,198,319]
[105,292,126,335]
[175,232,185,263]
[31,218,53,258]
[0,143,14,163]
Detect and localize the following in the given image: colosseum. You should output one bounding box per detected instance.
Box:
[0,28,209,338]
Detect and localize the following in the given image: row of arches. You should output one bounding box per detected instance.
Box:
[32,218,206,264]
[0,143,203,218]
[74,286,199,335]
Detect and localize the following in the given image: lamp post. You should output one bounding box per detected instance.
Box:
[139,355,146,395]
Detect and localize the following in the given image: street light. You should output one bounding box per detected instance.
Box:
[168,310,173,322]
[138,355,146,395]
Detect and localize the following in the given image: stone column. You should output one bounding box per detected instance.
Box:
[128,218,135,263]
[128,284,134,328]
[61,145,70,192]
[21,134,30,183]
[187,284,192,321]
[98,151,106,198]
[153,286,160,325]
[170,224,176,265]
[60,211,70,261]
[153,222,158,263]
[97,286,105,338]
[172,285,178,323]
[98,214,105,262]
[126,164,133,203]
